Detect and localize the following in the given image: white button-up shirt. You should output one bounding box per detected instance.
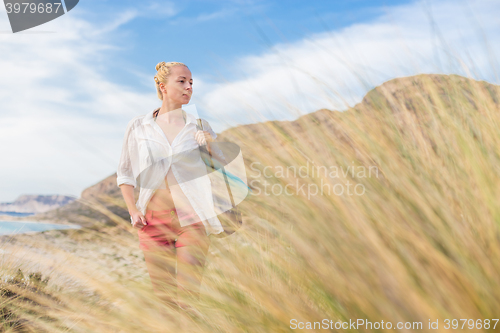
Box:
[116,107,225,236]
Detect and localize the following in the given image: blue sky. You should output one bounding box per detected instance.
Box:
[88,0,417,84]
[0,0,498,202]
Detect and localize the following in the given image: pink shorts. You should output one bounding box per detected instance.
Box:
[138,208,208,252]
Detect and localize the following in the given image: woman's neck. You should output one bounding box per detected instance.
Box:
[156,105,184,123]
[154,107,186,124]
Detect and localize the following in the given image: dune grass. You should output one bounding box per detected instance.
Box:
[2,70,500,332]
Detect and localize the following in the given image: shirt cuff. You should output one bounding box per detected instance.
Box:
[117,176,136,188]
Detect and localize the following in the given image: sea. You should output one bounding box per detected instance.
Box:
[0,212,81,235]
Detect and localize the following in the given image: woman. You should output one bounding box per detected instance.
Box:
[117,61,224,313]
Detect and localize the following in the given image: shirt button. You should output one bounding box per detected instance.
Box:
[171,211,175,216]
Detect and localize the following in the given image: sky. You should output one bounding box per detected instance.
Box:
[0,0,498,202]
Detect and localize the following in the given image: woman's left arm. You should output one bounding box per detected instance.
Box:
[195,119,216,143]
[195,120,226,163]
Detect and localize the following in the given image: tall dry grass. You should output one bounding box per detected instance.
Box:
[2,72,500,332]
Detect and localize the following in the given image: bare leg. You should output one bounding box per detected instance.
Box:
[142,245,178,310]
[176,234,211,308]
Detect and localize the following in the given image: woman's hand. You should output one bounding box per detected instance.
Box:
[195,130,215,155]
[195,130,214,146]
[130,209,148,229]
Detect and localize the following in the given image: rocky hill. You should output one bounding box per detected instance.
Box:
[14,73,500,229]
[0,194,76,214]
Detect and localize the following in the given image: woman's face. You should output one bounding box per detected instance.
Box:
[160,65,193,105]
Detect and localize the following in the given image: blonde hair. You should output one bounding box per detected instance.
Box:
[154,61,188,100]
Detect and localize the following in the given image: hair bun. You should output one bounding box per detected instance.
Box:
[156,61,166,71]
[153,61,187,101]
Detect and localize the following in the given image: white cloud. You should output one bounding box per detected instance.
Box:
[167,0,268,25]
[197,0,500,128]
[0,6,157,201]
[0,0,498,202]
[143,1,179,18]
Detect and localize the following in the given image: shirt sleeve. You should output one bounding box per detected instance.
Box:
[117,119,138,188]
[201,119,227,164]
[201,118,217,140]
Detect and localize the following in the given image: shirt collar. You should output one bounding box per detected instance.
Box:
[141,107,197,126]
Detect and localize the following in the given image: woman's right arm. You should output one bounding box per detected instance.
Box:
[119,184,137,214]
[119,184,146,227]
[117,120,146,226]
